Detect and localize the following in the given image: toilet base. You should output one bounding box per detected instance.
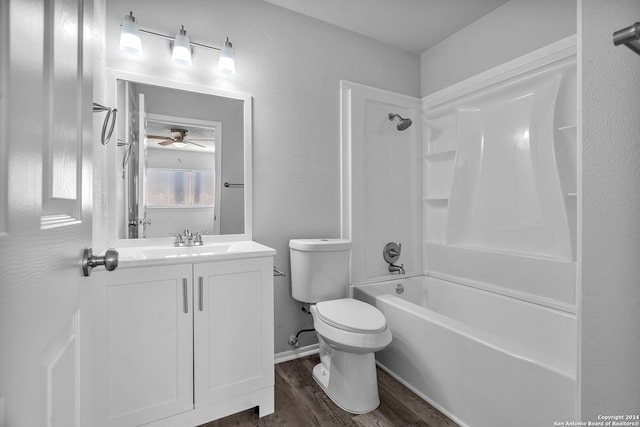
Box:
[312,348,380,414]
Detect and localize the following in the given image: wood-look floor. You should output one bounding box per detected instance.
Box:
[201,354,459,427]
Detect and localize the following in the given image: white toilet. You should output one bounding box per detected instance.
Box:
[289,238,392,414]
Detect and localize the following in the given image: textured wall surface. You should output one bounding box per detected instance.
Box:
[104,0,420,354]
[580,0,640,417]
[420,0,576,97]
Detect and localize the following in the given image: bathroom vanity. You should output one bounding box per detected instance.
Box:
[91,242,275,427]
[89,65,271,426]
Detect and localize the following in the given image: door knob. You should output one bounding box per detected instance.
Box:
[82,247,119,277]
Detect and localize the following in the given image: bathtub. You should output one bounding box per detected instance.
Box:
[353,275,576,427]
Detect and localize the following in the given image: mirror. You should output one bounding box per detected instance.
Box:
[110,72,252,241]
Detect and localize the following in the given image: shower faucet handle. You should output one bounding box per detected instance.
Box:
[383,242,402,264]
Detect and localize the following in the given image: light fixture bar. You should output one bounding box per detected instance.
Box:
[138,28,222,52]
[119,11,236,75]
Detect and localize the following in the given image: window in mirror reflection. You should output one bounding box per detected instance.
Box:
[140,115,221,237]
[193,171,215,206]
[146,169,215,207]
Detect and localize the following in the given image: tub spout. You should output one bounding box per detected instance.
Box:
[389,263,405,275]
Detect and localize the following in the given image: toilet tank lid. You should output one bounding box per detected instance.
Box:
[289,238,351,252]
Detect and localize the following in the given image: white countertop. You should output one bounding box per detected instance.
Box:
[113,241,276,269]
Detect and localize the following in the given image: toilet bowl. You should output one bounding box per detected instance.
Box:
[310,299,392,414]
[289,238,392,414]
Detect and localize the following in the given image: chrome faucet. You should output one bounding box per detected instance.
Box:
[183,229,193,245]
[173,229,204,247]
[174,233,185,247]
[193,232,204,246]
[383,242,405,275]
[388,263,405,275]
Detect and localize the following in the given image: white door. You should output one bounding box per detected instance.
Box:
[0,0,95,426]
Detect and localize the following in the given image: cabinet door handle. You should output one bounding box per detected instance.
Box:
[198,277,204,311]
[182,278,189,314]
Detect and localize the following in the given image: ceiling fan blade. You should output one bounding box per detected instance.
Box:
[157,140,174,146]
[186,140,207,148]
[147,134,173,140]
[185,138,216,141]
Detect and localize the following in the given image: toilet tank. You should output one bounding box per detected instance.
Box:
[289,239,351,303]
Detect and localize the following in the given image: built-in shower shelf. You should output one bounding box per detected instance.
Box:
[566,193,577,197]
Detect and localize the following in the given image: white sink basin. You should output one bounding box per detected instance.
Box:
[115,241,275,267]
[133,244,233,259]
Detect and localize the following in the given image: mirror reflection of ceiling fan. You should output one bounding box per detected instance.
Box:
[146,128,213,148]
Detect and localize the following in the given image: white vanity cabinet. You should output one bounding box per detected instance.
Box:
[92,264,195,427]
[92,252,274,427]
[193,258,274,408]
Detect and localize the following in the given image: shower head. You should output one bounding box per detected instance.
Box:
[388,113,412,131]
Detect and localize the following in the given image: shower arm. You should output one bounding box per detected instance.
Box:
[388,113,412,131]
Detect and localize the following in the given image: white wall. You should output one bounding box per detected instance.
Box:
[580,0,640,417]
[420,0,576,97]
[103,0,420,353]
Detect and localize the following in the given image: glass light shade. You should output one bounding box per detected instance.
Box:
[120,13,142,55]
[218,38,235,75]
[171,27,192,65]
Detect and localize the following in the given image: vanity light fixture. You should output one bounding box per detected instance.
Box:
[119,11,236,75]
[218,38,236,75]
[171,26,192,65]
[119,11,143,55]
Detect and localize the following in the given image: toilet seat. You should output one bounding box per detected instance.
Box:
[315,299,387,334]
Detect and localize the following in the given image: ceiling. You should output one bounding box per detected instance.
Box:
[264,0,509,54]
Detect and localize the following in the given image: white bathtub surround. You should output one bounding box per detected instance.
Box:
[422,36,577,312]
[354,276,576,427]
[342,37,578,425]
[340,81,423,285]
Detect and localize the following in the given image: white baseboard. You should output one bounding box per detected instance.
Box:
[274,343,319,364]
